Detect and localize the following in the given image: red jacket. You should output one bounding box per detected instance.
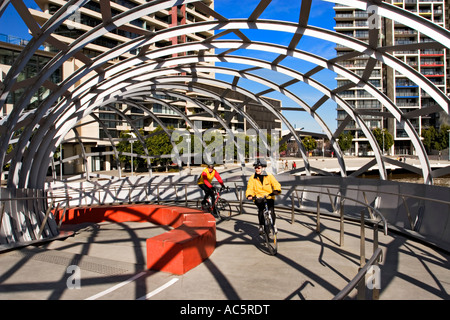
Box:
[197,168,223,188]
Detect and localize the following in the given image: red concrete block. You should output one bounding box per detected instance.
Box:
[55,204,217,275]
[146,223,216,275]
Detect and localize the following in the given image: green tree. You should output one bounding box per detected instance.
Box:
[115,130,146,171]
[421,125,450,154]
[145,126,174,170]
[421,126,437,153]
[301,136,317,154]
[337,132,353,153]
[372,128,394,153]
[435,124,450,151]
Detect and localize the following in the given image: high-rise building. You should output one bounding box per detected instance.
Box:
[334,0,448,156]
[20,0,281,174]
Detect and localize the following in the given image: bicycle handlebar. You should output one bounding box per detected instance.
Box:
[247,191,280,200]
[214,185,229,193]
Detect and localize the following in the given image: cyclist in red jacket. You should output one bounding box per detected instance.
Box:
[197,164,225,207]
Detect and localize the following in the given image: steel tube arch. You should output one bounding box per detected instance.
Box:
[7,26,442,185]
[25,84,258,188]
[3,9,449,142]
[39,44,406,179]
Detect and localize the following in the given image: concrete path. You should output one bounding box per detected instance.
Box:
[0,202,449,301]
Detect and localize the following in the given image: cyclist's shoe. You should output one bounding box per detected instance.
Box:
[258,225,264,235]
[201,199,207,206]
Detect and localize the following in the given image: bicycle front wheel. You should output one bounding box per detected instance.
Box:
[216,198,231,220]
[264,217,277,255]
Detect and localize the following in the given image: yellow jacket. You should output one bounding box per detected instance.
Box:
[246,173,281,200]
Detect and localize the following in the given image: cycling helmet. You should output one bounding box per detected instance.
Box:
[207,164,214,169]
[253,159,267,168]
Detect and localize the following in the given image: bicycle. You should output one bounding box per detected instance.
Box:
[197,185,231,221]
[250,195,278,255]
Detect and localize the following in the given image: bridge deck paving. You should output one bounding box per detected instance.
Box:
[0,204,449,301]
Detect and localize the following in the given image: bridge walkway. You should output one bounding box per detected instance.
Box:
[0,202,449,301]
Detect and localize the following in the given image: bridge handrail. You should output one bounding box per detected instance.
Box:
[47,182,388,234]
[47,179,450,208]
[281,186,388,236]
[0,194,72,242]
[332,248,383,300]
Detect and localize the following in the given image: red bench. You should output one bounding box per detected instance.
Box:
[56,204,216,275]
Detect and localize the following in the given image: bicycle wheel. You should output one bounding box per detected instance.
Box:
[263,215,277,255]
[216,198,231,220]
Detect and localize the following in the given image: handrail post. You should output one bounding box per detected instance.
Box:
[157,186,160,204]
[327,188,336,213]
[316,195,320,233]
[339,199,345,247]
[372,222,380,300]
[239,187,243,215]
[360,210,366,267]
[174,185,178,202]
[357,210,366,299]
[37,198,55,239]
[57,198,70,228]
[363,191,374,220]
[0,203,5,230]
[291,195,295,224]
[402,196,415,230]
[373,223,379,255]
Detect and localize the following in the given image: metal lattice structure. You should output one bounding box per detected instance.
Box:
[1,0,450,191]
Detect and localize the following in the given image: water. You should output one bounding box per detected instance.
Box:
[360,170,450,187]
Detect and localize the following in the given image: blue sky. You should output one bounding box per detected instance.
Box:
[213,0,338,133]
[0,0,338,133]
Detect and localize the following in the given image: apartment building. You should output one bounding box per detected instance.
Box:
[0,34,61,117]
[334,0,448,156]
[19,0,281,174]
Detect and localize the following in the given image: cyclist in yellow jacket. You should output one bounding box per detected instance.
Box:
[198,164,225,207]
[246,159,281,234]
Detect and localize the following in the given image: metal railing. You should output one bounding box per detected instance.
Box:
[45,179,450,299]
[48,181,389,299]
[0,194,71,247]
[278,186,386,300]
[333,248,383,300]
